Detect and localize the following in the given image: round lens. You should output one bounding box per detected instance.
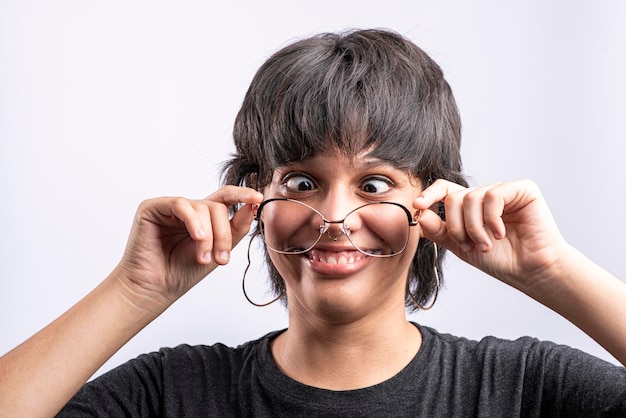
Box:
[258,199,324,254]
[343,202,411,256]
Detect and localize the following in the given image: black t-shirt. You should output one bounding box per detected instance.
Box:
[58,325,626,417]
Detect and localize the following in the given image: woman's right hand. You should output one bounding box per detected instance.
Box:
[0,186,264,417]
[114,185,264,309]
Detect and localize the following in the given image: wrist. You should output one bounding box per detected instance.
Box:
[105,265,174,322]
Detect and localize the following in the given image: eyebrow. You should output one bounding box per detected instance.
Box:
[286,155,402,172]
[347,156,405,172]
[356,159,390,169]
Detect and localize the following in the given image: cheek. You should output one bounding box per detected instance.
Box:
[266,251,301,288]
[368,220,411,252]
[393,227,421,271]
[407,226,422,254]
[261,215,320,253]
[260,200,332,253]
[349,204,415,255]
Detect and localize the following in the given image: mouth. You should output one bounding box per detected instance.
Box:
[305,248,372,265]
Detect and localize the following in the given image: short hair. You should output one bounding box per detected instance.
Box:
[222,28,468,311]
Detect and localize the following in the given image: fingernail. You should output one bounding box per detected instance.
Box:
[460,243,473,252]
[202,252,212,263]
[197,228,206,238]
[218,251,230,263]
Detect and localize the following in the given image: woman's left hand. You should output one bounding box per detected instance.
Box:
[415,179,626,366]
[413,179,568,294]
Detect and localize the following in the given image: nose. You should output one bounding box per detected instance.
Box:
[324,221,345,241]
[317,222,349,244]
[318,189,356,221]
[318,196,363,241]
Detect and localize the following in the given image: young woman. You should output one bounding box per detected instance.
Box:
[1,29,625,417]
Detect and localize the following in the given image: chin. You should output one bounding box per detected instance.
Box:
[296,283,390,324]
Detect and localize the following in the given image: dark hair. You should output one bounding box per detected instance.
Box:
[222,28,468,311]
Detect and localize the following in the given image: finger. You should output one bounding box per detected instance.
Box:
[206,185,264,207]
[480,180,543,239]
[441,189,475,252]
[482,186,507,240]
[462,185,501,252]
[193,199,250,266]
[204,202,233,265]
[414,179,474,249]
[160,198,219,266]
[413,179,467,210]
[418,208,463,254]
[413,179,475,251]
[192,202,216,265]
[230,202,256,246]
[166,197,210,243]
[206,186,264,264]
[186,186,263,265]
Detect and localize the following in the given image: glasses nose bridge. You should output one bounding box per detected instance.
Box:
[320,217,351,236]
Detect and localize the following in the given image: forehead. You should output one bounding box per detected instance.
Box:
[275,147,393,171]
[271,147,420,185]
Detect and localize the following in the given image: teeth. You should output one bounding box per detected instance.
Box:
[313,254,359,264]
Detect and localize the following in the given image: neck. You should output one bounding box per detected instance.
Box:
[271,305,421,390]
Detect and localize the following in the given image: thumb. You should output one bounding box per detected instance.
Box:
[230,203,257,247]
[418,209,457,252]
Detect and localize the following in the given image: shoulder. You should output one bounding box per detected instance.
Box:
[421,323,581,358]
[416,324,626,415]
[154,329,283,374]
[59,330,285,416]
[419,323,622,374]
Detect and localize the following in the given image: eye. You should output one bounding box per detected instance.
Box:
[283,174,316,192]
[361,177,392,194]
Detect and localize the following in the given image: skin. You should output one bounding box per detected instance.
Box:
[0,149,625,416]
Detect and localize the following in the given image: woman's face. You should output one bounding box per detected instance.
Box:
[261,148,424,323]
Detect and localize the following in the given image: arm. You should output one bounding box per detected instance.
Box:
[0,186,263,418]
[545,245,626,366]
[413,179,626,366]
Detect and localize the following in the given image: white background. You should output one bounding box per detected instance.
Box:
[1,1,625,377]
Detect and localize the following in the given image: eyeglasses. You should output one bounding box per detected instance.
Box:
[254,198,418,257]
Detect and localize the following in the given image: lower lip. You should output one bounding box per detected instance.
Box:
[304,253,372,276]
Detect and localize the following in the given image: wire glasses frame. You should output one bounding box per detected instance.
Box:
[242,197,439,310]
[254,198,419,257]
